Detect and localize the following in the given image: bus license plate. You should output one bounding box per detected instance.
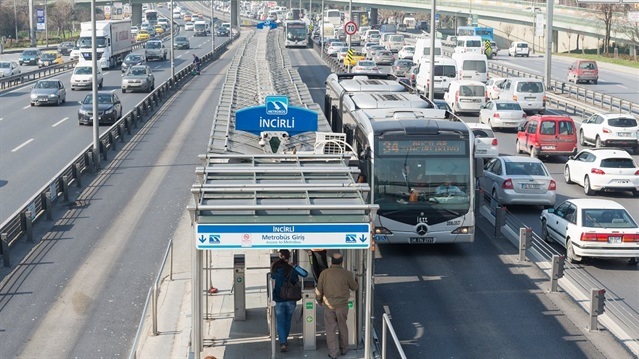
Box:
[409,237,434,244]
[608,236,621,243]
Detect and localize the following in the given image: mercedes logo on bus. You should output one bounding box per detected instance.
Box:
[415,223,428,236]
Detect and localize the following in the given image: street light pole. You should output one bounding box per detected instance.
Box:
[44,0,48,47]
[320,0,325,56]
[170,0,174,78]
[544,0,554,92]
[211,1,215,53]
[29,0,35,46]
[347,0,352,72]
[14,0,18,43]
[91,0,100,169]
[428,0,436,102]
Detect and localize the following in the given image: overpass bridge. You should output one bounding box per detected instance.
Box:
[72,0,630,52]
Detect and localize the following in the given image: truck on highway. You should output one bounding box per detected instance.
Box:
[78,20,132,69]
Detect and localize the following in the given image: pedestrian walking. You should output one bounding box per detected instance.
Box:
[271,249,307,352]
[315,253,358,359]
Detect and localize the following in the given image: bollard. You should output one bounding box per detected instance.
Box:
[588,288,606,331]
[73,163,82,188]
[61,175,69,202]
[302,280,317,351]
[43,192,53,220]
[2,233,10,267]
[549,255,565,293]
[234,254,246,320]
[23,210,34,242]
[518,227,531,262]
[494,205,507,238]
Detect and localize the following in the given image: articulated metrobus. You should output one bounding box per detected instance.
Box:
[284,20,309,47]
[325,73,481,244]
[457,26,494,42]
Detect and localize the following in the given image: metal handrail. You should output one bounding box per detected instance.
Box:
[152,239,174,335]
[381,308,407,359]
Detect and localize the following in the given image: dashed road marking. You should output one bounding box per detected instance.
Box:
[12,138,34,152]
[52,117,69,127]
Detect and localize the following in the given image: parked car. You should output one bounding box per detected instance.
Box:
[121,65,155,93]
[0,60,21,78]
[19,48,42,66]
[540,199,639,264]
[397,45,415,60]
[567,60,598,84]
[479,100,527,131]
[174,36,190,49]
[564,148,639,196]
[373,50,395,65]
[480,156,556,208]
[352,60,380,74]
[578,113,639,151]
[78,91,123,125]
[391,59,413,77]
[486,77,507,100]
[57,42,75,55]
[467,123,499,159]
[516,115,578,158]
[121,53,146,73]
[508,41,530,57]
[38,51,64,67]
[30,79,66,106]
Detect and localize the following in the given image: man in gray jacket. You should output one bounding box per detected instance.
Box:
[315,253,359,358]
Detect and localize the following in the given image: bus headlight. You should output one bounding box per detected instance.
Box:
[373,227,392,235]
[452,226,473,234]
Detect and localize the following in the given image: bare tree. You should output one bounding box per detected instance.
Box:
[503,25,514,41]
[565,27,573,53]
[48,0,75,39]
[617,12,639,61]
[588,3,620,53]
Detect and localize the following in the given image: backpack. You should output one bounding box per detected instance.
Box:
[279,268,302,301]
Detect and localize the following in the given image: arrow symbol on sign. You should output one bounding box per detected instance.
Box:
[199,235,206,243]
[359,234,367,243]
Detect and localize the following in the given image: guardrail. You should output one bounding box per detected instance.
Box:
[380,306,407,359]
[480,194,639,356]
[488,63,639,117]
[0,33,236,267]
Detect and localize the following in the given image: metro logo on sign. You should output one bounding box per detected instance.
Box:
[266,96,288,115]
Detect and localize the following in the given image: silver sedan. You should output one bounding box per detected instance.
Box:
[479,100,527,131]
[479,156,556,208]
[121,65,155,93]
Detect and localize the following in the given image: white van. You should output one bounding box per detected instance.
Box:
[497,77,546,114]
[415,57,457,97]
[443,80,487,115]
[385,34,405,52]
[454,36,483,54]
[412,38,442,63]
[451,52,488,83]
[508,41,530,57]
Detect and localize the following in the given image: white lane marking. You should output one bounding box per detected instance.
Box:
[23,105,31,109]
[154,65,162,69]
[177,55,183,58]
[12,138,34,152]
[52,117,69,127]
[616,84,628,89]
[0,118,3,121]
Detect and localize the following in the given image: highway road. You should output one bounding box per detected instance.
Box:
[0,25,238,358]
[0,26,230,223]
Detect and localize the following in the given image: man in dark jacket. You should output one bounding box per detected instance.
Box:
[271,249,305,352]
[315,253,358,358]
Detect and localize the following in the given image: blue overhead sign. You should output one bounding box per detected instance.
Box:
[236,95,318,136]
[196,223,371,250]
[257,20,278,29]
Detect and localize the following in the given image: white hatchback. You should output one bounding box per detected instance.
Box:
[467,123,499,159]
[398,45,415,60]
[540,199,639,264]
[564,148,639,196]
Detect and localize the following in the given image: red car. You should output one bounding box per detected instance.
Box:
[516,115,578,158]
[567,60,598,84]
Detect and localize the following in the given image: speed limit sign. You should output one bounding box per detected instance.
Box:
[344,21,358,36]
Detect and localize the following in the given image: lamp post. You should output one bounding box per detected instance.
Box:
[211,0,215,53]
[320,0,325,56]
[91,0,100,169]
[14,0,18,44]
[44,0,48,47]
[428,0,436,102]
[170,0,174,78]
[29,0,35,46]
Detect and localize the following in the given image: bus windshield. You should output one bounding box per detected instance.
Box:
[373,137,472,218]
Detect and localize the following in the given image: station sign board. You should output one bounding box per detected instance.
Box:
[196,223,371,250]
[236,95,318,136]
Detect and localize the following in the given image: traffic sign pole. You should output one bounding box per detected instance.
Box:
[344,20,358,72]
[348,0,352,72]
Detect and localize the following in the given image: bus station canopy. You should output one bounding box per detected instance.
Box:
[188,153,378,250]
